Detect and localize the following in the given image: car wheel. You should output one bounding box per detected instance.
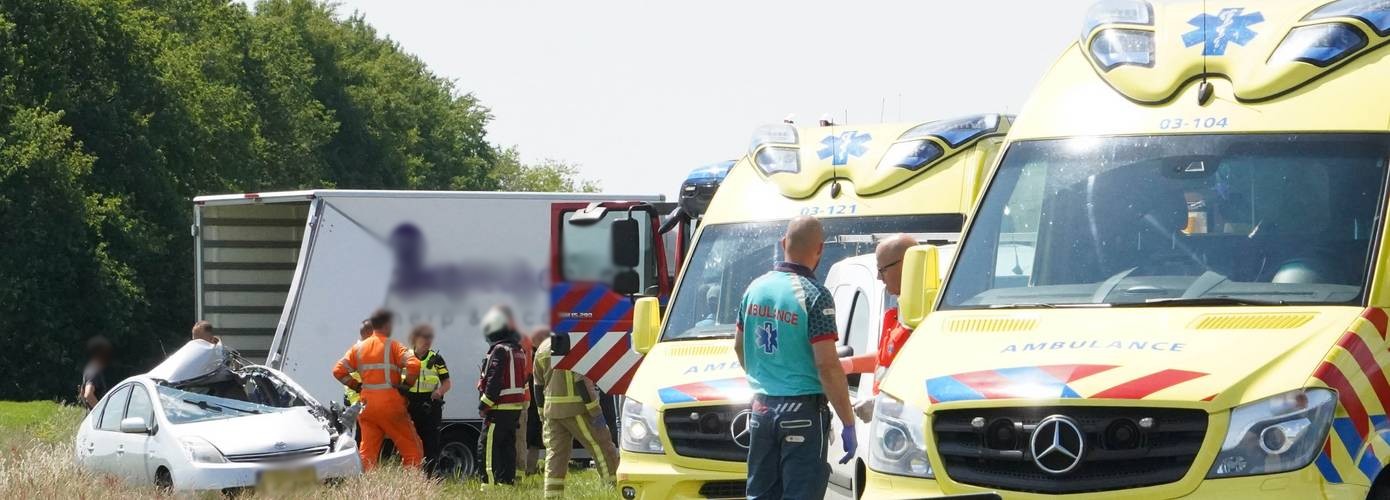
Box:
[438,427,481,480]
[155,467,173,492]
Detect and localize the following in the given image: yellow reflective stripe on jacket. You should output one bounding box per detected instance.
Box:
[409,350,443,393]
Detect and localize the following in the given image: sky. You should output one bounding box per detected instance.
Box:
[300,1,1096,197]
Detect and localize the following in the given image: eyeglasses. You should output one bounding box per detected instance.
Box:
[877,260,902,278]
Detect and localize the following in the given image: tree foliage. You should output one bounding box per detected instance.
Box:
[492,146,601,193]
[0,0,591,400]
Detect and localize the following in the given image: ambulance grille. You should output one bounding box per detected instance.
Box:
[947,318,1038,332]
[668,345,731,357]
[663,404,747,462]
[1188,313,1315,330]
[933,407,1207,494]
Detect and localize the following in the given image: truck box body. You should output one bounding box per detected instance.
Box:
[192,190,663,426]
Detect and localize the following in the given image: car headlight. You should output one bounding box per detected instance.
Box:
[620,398,665,454]
[1269,23,1368,67]
[1207,388,1336,478]
[868,392,933,478]
[180,437,227,464]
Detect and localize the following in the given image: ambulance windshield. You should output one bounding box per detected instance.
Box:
[664,214,962,340]
[944,134,1390,309]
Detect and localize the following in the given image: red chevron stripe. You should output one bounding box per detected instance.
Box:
[592,335,632,382]
[1316,361,1370,439]
[951,370,1016,400]
[554,332,593,370]
[610,359,641,394]
[1038,364,1117,382]
[1342,332,1390,413]
[1091,369,1206,399]
[1364,308,1388,339]
[555,286,592,314]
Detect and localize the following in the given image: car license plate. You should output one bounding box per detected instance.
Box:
[257,467,317,493]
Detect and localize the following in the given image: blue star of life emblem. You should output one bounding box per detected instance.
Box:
[755,321,779,354]
[817,131,872,166]
[1183,8,1264,56]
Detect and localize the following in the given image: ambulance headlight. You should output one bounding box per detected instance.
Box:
[1269,23,1368,67]
[1081,0,1153,38]
[620,398,665,454]
[868,392,933,478]
[1305,0,1390,36]
[1089,29,1155,71]
[753,147,800,176]
[1206,388,1336,478]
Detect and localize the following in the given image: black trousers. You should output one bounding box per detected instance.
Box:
[407,395,442,475]
[482,409,520,485]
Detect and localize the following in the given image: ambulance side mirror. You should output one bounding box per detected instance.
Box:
[899,245,942,330]
[631,297,661,355]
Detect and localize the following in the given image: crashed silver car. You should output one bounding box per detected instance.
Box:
[74,341,362,490]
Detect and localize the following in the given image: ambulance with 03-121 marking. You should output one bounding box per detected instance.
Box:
[866,0,1390,498]
[570,114,1013,499]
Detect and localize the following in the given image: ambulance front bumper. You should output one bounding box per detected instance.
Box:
[862,465,1367,499]
[616,450,745,500]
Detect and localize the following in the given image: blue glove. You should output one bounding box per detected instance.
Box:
[839,424,857,464]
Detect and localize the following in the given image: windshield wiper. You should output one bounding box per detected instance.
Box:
[182,398,261,415]
[1117,296,1288,307]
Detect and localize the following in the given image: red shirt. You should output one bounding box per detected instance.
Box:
[873,308,914,394]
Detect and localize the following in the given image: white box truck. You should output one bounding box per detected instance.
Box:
[191,189,662,477]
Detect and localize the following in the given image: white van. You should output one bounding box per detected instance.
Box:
[823,245,955,497]
[191,189,662,477]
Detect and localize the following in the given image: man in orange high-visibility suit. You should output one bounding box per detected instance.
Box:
[333,309,424,471]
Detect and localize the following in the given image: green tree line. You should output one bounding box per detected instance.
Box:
[0,0,595,400]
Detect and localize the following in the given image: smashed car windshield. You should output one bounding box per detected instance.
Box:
[663,215,963,340]
[943,134,1390,309]
[157,385,285,424]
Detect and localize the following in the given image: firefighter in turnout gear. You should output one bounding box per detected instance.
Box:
[332,309,423,471]
[534,333,620,498]
[477,306,530,485]
[406,324,451,476]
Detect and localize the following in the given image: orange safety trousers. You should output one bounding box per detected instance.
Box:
[333,332,423,471]
[359,388,423,470]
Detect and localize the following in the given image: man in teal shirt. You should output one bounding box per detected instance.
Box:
[735,216,857,500]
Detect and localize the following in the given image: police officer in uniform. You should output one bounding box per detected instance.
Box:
[477,306,530,485]
[534,331,621,498]
[406,324,450,476]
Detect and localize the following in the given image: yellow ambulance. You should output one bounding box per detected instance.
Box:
[866,0,1390,498]
[614,115,1012,499]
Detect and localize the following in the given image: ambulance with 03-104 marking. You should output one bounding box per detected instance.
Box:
[865,0,1390,498]
[563,114,1014,499]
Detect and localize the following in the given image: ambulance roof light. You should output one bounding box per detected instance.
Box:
[1306,0,1390,36]
[900,114,1003,148]
[1081,0,1153,39]
[1090,29,1156,71]
[1270,23,1369,68]
[749,124,801,176]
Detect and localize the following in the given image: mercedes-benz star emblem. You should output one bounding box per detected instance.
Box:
[273,441,288,451]
[1030,415,1084,474]
[730,410,753,449]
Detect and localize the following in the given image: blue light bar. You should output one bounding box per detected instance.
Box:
[685,161,735,182]
[1270,23,1369,67]
[1081,0,1153,38]
[877,140,944,172]
[901,115,1002,148]
[1089,29,1155,71]
[1306,0,1390,36]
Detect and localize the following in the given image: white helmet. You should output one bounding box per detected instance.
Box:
[482,306,514,340]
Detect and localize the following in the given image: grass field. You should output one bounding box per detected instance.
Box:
[0,401,614,499]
